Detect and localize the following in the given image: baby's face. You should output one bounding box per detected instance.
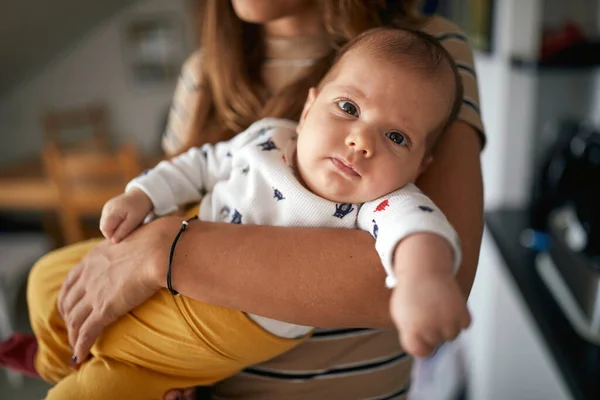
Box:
[295,51,454,204]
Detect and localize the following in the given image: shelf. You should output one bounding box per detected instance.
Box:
[511,41,600,71]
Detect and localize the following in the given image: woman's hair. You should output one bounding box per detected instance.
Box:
[184,0,425,151]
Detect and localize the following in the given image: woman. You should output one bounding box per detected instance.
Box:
[53,1,485,398]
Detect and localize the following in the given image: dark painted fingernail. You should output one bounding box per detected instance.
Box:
[71,355,77,364]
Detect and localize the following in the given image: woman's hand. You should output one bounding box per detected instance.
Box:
[57,221,170,364]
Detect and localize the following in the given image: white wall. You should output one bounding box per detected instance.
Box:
[475,53,511,210]
[474,0,542,209]
[0,0,194,164]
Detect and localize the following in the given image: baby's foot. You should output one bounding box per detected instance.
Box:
[0,332,40,378]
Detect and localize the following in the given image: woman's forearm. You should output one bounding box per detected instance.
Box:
[147,121,484,328]
[149,217,392,328]
[416,120,485,298]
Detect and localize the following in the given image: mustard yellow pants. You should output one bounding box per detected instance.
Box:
[27,238,306,400]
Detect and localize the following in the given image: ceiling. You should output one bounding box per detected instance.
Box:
[0,0,137,95]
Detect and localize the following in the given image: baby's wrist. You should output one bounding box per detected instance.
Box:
[393,261,451,283]
[392,233,453,277]
[127,188,154,213]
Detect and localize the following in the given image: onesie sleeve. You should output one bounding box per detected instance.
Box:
[127,119,272,216]
[357,184,461,288]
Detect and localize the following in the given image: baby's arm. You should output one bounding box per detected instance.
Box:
[100,189,153,243]
[100,120,273,243]
[391,233,470,357]
[99,146,217,244]
[127,119,272,215]
[358,184,470,356]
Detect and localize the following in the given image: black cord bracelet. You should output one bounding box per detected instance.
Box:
[167,215,199,295]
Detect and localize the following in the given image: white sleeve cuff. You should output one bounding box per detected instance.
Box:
[358,185,462,290]
[375,214,462,288]
[125,175,178,216]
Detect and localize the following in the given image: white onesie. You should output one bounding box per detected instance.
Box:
[127,118,461,338]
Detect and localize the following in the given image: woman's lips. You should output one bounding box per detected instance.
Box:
[330,157,360,178]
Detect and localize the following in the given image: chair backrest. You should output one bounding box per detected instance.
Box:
[42,142,142,244]
[42,103,110,150]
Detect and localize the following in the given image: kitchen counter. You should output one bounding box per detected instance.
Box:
[485,208,600,400]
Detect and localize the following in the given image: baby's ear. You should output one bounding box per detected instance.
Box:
[297,88,318,134]
[418,155,433,176]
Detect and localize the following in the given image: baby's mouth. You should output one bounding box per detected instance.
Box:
[330,157,361,178]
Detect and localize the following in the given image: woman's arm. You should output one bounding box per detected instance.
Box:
[150,120,484,322]
[61,120,484,362]
[153,218,390,327]
[415,120,484,297]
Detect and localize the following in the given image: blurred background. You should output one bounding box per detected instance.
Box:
[0,0,599,399]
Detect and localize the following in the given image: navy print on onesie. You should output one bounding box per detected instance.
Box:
[257,126,273,137]
[419,205,434,213]
[273,188,285,201]
[333,203,354,219]
[241,166,250,175]
[231,209,243,224]
[220,206,231,221]
[372,219,379,239]
[258,139,278,151]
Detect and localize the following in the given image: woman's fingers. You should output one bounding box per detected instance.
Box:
[61,283,85,321]
[72,310,112,364]
[66,300,93,350]
[57,224,167,364]
[57,262,83,319]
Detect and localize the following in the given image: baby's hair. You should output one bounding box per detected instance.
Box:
[319,27,463,153]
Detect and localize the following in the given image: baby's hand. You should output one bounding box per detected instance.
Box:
[390,268,471,357]
[100,189,153,243]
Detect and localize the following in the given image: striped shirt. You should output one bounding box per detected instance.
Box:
[163,15,485,400]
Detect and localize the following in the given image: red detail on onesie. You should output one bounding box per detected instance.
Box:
[374,199,390,212]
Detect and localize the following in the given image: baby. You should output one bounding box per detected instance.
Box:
[30,27,471,399]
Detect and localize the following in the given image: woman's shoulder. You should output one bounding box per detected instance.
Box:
[420,15,487,145]
[419,15,477,75]
[180,49,205,89]
[184,49,204,68]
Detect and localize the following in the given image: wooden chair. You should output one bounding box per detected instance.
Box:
[42,142,142,244]
[42,103,110,150]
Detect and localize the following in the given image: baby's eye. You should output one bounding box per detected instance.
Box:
[337,100,358,116]
[386,131,408,146]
